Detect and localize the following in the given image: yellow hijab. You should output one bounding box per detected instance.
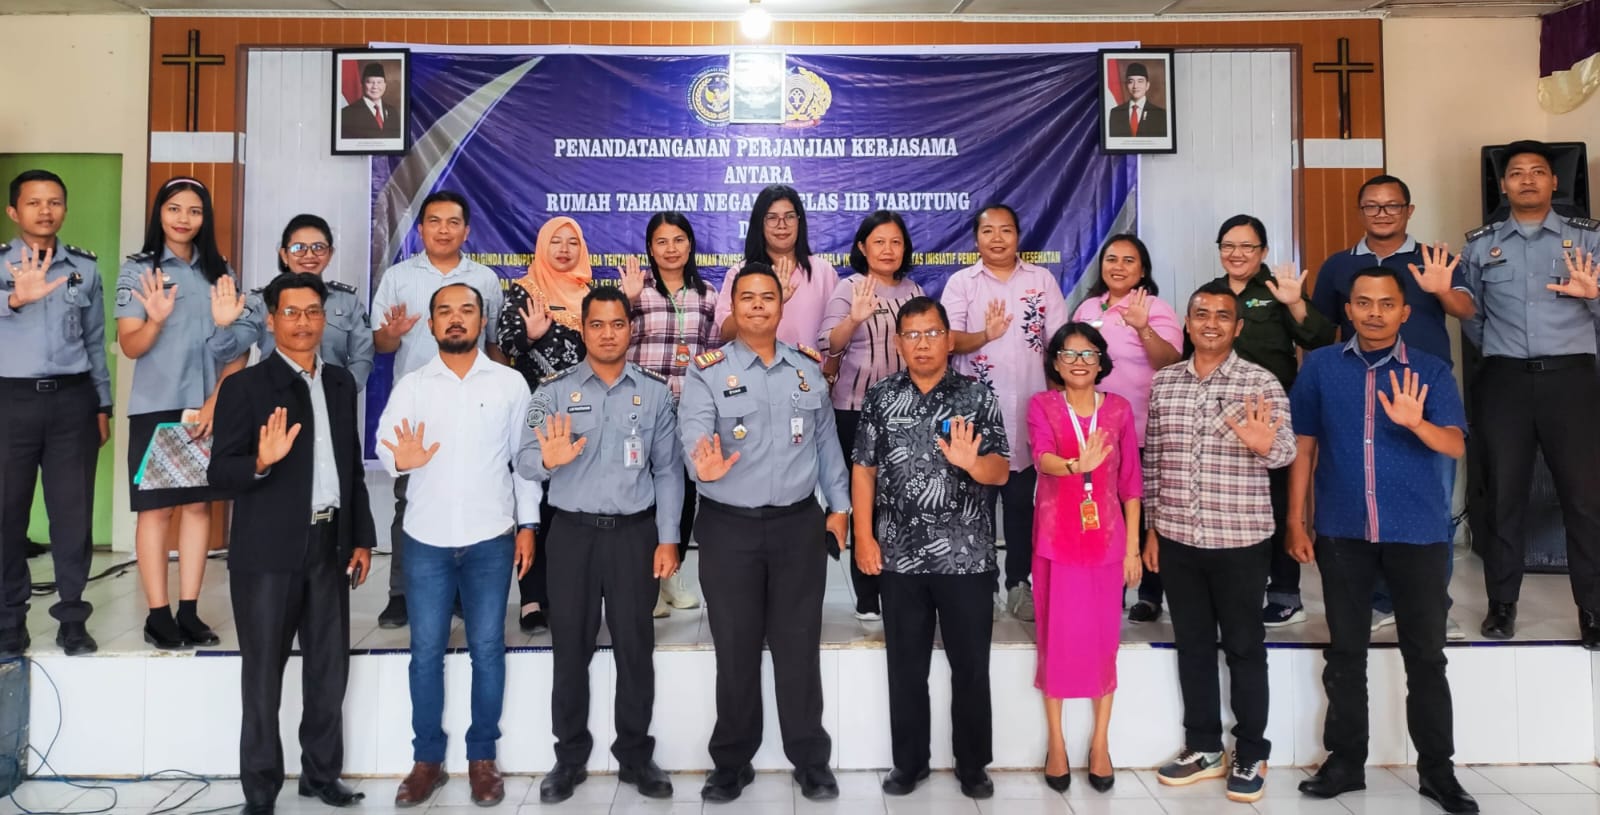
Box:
[517,216,593,330]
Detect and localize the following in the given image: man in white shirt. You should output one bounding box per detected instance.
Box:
[369,191,507,628]
[377,282,537,809]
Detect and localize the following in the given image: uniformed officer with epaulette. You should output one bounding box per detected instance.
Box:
[678,262,850,804]
[516,285,680,805]
[210,214,375,389]
[0,170,112,658]
[1462,139,1600,647]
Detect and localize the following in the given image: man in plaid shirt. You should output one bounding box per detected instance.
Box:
[1143,279,1296,804]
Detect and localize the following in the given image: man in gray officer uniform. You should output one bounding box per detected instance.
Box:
[0,169,112,658]
[518,286,681,805]
[679,262,851,804]
[208,260,374,389]
[1464,139,1600,647]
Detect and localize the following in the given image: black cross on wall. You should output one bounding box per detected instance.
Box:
[161,29,226,133]
[1313,38,1375,141]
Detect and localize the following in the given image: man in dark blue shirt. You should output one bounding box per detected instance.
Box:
[1286,267,1476,814]
[1311,174,1476,638]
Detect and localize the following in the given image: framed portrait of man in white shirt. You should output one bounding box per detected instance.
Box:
[333,48,410,155]
[1099,49,1177,155]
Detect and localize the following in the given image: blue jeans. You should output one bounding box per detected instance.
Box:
[404,532,514,762]
[1372,459,1457,615]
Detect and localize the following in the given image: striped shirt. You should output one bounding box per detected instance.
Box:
[817,274,924,410]
[1143,352,1296,549]
[628,280,718,401]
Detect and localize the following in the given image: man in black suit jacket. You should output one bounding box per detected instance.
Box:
[340,61,400,140]
[209,272,375,814]
[1107,61,1168,139]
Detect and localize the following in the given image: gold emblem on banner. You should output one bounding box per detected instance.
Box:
[784,67,833,128]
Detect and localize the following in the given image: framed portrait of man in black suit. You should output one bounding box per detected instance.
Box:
[332,48,409,155]
[1099,49,1177,155]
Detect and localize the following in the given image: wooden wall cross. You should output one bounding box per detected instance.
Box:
[1313,37,1375,140]
[161,29,226,133]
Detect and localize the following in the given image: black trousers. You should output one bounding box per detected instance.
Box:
[833,409,878,610]
[232,522,350,805]
[546,509,658,766]
[1264,466,1299,604]
[0,377,97,629]
[990,467,1038,591]
[517,489,553,608]
[697,499,830,770]
[389,475,408,597]
[1160,535,1272,764]
[1477,358,1600,611]
[880,571,994,779]
[677,480,697,563]
[1316,536,1454,777]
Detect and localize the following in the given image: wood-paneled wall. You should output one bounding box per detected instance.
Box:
[148,16,1384,276]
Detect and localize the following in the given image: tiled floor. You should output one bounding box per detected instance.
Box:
[8,765,1600,814]
[12,538,1592,657]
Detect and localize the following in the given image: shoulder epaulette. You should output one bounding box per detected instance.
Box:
[327,280,357,294]
[0,241,9,254]
[1567,217,1600,232]
[126,249,157,263]
[796,344,822,364]
[1464,223,1497,243]
[64,244,96,261]
[249,285,267,296]
[631,363,668,384]
[540,366,578,386]
[694,349,727,369]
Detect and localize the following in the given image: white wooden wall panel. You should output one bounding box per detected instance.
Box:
[241,50,372,294]
[1141,50,1296,307]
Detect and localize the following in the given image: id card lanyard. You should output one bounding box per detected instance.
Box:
[669,287,691,367]
[1064,392,1102,531]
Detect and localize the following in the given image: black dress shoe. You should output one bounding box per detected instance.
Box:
[538,762,588,804]
[1087,748,1114,792]
[379,596,408,629]
[619,761,673,799]
[1044,770,1071,792]
[1128,600,1162,623]
[881,767,929,796]
[1298,763,1365,798]
[298,779,365,807]
[958,770,994,800]
[1582,610,1600,651]
[143,620,188,650]
[56,622,96,656]
[177,615,220,647]
[701,764,754,802]
[520,609,548,635]
[241,801,274,814]
[0,628,29,660]
[1481,602,1517,640]
[1419,773,1479,814]
[794,765,839,801]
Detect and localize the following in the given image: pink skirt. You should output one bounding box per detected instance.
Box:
[1033,554,1122,700]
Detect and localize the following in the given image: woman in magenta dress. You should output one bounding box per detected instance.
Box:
[1028,322,1143,794]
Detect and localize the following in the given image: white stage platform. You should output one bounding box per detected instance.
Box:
[16,533,1600,780]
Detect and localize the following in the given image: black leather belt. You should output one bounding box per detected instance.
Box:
[0,372,90,393]
[701,496,816,520]
[1487,354,1595,373]
[555,507,653,529]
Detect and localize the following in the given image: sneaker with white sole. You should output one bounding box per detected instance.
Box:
[1225,756,1267,803]
[653,592,670,619]
[661,572,700,610]
[1263,602,1307,627]
[1008,584,1036,622]
[1445,616,1466,641]
[993,593,1006,621]
[1156,748,1226,786]
[1371,610,1396,632]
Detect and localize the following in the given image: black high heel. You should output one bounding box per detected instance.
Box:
[1087,748,1115,793]
[1043,755,1071,792]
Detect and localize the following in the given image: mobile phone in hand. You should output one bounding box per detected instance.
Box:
[348,564,363,590]
[824,532,842,561]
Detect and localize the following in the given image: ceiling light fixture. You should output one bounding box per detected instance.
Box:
[740,0,773,40]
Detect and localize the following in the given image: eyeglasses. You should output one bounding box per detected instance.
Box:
[763,212,800,226]
[1056,349,1102,363]
[278,306,327,322]
[286,242,331,257]
[1358,203,1409,217]
[1218,243,1262,255]
[897,329,948,343]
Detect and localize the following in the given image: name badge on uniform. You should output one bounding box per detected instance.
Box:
[567,404,593,413]
[623,432,644,470]
[790,415,805,445]
[724,386,748,397]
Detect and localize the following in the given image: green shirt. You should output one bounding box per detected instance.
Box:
[1203,266,1335,389]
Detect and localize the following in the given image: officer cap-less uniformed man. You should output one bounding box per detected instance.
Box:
[517,285,680,805]
[209,214,375,389]
[678,262,850,805]
[1462,139,1600,646]
[0,169,113,658]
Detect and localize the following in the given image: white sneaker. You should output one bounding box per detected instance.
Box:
[1371,610,1397,632]
[661,572,701,610]
[1446,616,1466,641]
[653,591,670,619]
[1008,584,1035,622]
[993,592,1006,621]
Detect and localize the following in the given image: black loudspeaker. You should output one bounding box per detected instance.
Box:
[1479,141,1590,222]
[1466,140,1592,573]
